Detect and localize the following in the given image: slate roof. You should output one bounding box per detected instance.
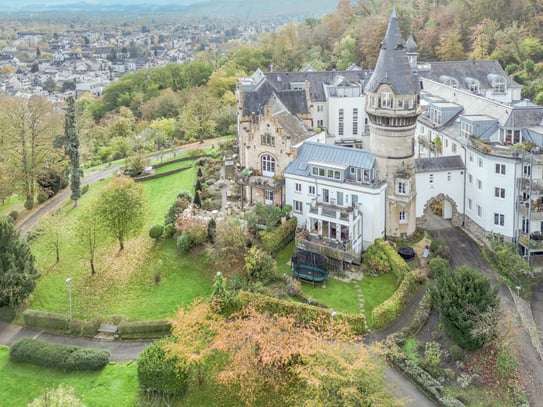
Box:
[268,95,314,144]
[418,60,522,91]
[415,156,465,173]
[285,142,375,177]
[505,105,543,128]
[405,34,417,53]
[240,69,373,117]
[364,9,419,95]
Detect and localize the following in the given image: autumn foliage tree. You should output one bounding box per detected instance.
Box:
[167,301,399,406]
[96,176,147,251]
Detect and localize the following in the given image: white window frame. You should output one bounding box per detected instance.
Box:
[399,211,407,224]
[295,183,302,193]
[494,213,505,227]
[381,91,392,108]
[494,187,505,199]
[261,155,276,177]
[495,164,506,175]
[477,205,482,217]
[477,179,482,190]
[308,185,315,195]
[293,200,303,213]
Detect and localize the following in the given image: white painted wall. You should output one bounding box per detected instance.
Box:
[415,168,465,218]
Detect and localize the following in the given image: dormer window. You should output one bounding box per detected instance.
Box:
[492,76,506,94]
[467,79,479,94]
[380,91,392,108]
[439,75,459,88]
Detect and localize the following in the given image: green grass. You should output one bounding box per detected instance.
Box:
[302,278,360,314]
[359,272,398,322]
[275,240,294,275]
[29,166,213,322]
[0,194,23,217]
[0,346,138,407]
[153,160,197,174]
[400,337,421,364]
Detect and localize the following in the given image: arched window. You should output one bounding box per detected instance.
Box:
[261,155,276,177]
[492,76,506,94]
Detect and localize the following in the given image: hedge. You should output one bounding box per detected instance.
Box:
[384,337,465,407]
[363,239,411,281]
[261,217,297,255]
[137,340,189,396]
[10,338,110,372]
[231,291,367,335]
[371,274,420,329]
[117,320,171,339]
[23,309,69,333]
[69,318,100,337]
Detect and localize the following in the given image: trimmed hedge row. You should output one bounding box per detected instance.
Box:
[23,309,69,333]
[118,320,171,339]
[261,217,297,255]
[137,340,189,396]
[231,291,367,335]
[22,309,100,337]
[375,239,411,281]
[371,274,420,329]
[384,337,465,407]
[9,338,110,372]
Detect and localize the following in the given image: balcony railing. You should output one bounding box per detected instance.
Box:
[295,231,359,263]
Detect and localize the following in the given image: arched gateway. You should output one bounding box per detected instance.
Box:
[418,193,462,228]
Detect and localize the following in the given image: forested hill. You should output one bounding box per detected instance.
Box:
[255,0,543,103]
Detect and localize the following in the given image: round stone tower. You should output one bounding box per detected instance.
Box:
[365,8,420,238]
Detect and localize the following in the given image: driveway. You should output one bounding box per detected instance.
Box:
[425,213,543,405]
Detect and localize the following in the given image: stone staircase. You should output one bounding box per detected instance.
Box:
[94,324,118,340]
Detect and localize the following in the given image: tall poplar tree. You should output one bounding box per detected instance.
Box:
[54,96,81,207]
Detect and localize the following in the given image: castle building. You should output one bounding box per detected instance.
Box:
[237,9,543,266]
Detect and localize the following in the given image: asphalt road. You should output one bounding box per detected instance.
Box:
[15,138,221,237]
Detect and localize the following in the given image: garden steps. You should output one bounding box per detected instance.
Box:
[354,282,370,332]
[94,324,118,340]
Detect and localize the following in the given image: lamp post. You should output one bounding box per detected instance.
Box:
[515,285,521,297]
[66,277,72,320]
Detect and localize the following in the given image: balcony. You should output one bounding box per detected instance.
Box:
[308,201,356,222]
[295,229,360,264]
[519,233,543,251]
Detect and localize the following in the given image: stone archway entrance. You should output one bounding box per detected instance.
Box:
[418,193,462,229]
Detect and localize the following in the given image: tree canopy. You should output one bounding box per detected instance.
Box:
[430,265,500,350]
[0,217,39,307]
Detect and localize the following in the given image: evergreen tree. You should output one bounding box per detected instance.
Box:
[193,191,201,207]
[194,179,202,192]
[0,218,39,307]
[430,266,499,350]
[54,96,81,207]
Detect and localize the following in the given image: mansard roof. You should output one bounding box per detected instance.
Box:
[419,60,521,91]
[415,156,465,173]
[285,142,375,177]
[364,10,419,95]
[240,69,372,117]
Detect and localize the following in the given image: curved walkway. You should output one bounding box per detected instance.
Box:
[0,321,150,361]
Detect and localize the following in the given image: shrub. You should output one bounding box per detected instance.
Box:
[364,239,410,281]
[184,219,208,247]
[69,319,100,337]
[23,309,69,333]
[260,217,297,255]
[137,341,189,396]
[177,233,191,253]
[363,242,391,274]
[449,345,464,362]
[117,320,171,339]
[231,291,367,335]
[24,197,34,210]
[244,246,277,287]
[149,224,164,241]
[371,274,419,329]
[10,338,110,371]
[428,257,450,279]
[207,218,216,243]
[81,184,90,195]
[430,239,449,259]
[496,345,517,380]
[8,210,19,222]
[36,191,49,204]
[163,223,175,238]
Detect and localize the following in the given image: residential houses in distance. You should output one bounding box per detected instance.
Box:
[237,10,543,268]
[0,19,264,101]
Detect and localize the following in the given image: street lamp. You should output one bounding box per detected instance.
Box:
[66,277,72,320]
[515,285,521,297]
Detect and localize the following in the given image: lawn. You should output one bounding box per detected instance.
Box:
[0,346,138,407]
[29,165,214,322]
[302,278,360,314]
[359,272,398,324]
[153,159,197,174]
[275,240,295,275]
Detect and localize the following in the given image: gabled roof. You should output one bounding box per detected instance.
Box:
[405,34,417,53]
[415,156,465,173]
[285,142,375,178]
[364,10,419,95]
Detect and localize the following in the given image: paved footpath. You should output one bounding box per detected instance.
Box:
[0,321,150,361]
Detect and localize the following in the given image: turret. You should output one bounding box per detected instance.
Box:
[365,8,421,238]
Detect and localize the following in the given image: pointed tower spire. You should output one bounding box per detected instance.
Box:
[365,9,418,95]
